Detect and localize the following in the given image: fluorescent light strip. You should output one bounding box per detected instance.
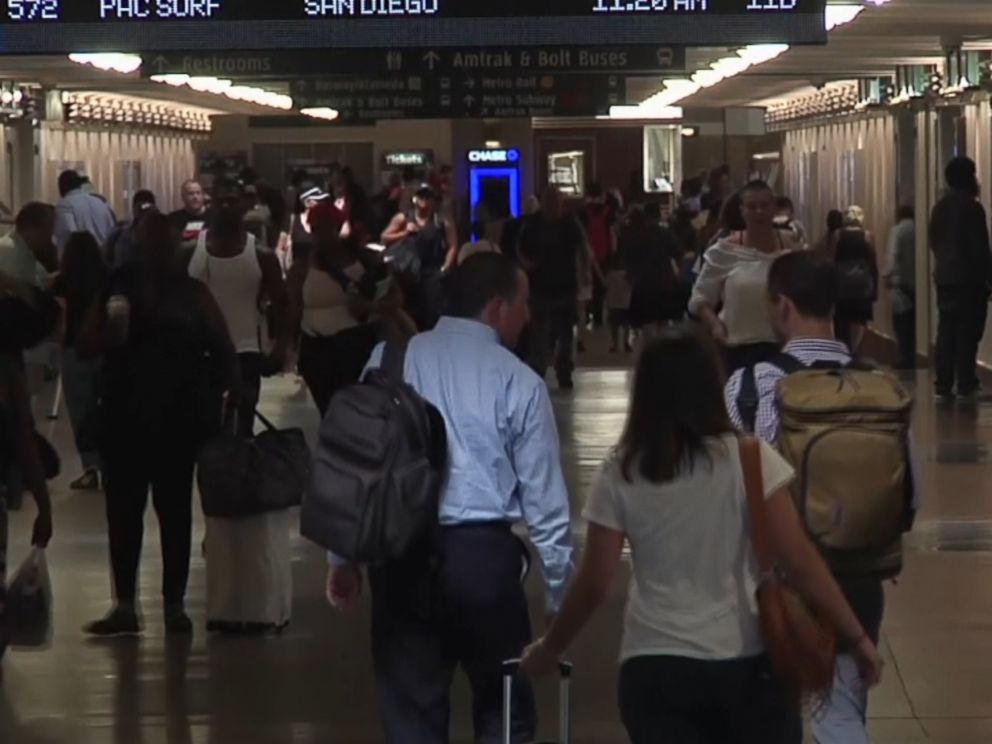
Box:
[68,54,293,111]
[300,107,340,121]
[614,3,870,119]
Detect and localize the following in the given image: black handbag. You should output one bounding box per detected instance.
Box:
[836,260,876,303]
[197,410,310,519]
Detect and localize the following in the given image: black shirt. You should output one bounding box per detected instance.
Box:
[101,264,232,442]
[518,214,585,299]
[169,208,212,249]
[929,190,992,287]
[52,273,105,349]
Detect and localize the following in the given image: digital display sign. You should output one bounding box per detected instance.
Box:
[0,0,827,52]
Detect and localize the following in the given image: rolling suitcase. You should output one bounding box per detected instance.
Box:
[502,659,573,744]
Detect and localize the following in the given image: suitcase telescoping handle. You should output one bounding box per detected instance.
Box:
[502,659,573,744]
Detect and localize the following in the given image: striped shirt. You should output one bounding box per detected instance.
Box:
[724,337,851,443]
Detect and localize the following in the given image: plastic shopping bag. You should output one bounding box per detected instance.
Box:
[6,548,52,649]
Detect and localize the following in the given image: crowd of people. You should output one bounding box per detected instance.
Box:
[0,154,989,744]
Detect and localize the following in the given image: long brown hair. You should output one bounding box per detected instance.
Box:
[619,327,734,483]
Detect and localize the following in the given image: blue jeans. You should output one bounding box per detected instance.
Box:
[812,579,885,744]
[61,347,101,472]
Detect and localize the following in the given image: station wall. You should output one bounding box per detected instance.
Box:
[782,113,899,336]
[203,116,455,194]
[40,123,197,216]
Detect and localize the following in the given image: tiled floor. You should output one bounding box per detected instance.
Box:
[2,345,992,743]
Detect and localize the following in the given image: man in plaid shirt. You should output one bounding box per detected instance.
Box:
[725,251,896,744]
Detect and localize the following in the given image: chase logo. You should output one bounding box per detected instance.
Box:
[468,148,520,164]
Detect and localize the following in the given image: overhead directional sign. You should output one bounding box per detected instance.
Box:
[290,73,624,123]
[141,46,686,79]
[0,1,827,53]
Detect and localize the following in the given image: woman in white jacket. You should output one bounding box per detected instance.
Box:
[689,181,796,373]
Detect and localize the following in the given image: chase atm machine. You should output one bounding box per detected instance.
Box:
[468,148,522,228]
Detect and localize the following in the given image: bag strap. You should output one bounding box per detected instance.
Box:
[381,337,409,382]
[736,352,804,433]
[254,409,279,433]
[738,437,776,574]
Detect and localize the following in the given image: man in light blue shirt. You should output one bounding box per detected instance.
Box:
[327,252,574,744]
[54,171,117,258]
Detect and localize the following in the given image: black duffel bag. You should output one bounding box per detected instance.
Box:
[197,410,310,519]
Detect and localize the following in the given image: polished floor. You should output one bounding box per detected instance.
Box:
[3,340,992,743]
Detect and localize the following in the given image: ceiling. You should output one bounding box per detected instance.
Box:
[0,56,278,115]
[678,0,992,109]
[0,1,990,118]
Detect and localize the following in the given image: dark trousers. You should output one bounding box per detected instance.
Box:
[935,284,989,394]
[590,270,606,327]
[232,352,263,437]
[370,524,536,744]
[0,495,7,658]
[892,306,916,370]
[528,295,576,383]
[721,342,780,376]
[299,326,377,417]
[618,654,800,744]
[839,577,885,647]
[102,440,197,605]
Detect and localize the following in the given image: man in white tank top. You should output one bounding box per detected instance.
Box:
[186,178,286,435]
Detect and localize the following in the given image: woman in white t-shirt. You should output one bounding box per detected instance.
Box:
[689,180,796,374]
[521,328,882,743]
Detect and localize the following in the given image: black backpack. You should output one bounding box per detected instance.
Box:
[300,339,447,564]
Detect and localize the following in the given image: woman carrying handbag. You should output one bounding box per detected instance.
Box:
[521,328,882,743]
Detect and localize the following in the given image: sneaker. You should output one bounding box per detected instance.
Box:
[70,470,100,492]
[577,341,587,354]
[84,607,141,637]
[558,376,575,391]
[165,607,194,636]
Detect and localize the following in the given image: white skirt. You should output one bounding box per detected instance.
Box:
[204,510,294,629]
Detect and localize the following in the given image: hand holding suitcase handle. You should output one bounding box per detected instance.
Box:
[502,659,573,744]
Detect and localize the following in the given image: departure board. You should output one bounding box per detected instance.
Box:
[0,0,827,52]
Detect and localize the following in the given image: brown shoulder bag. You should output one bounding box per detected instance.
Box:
[739,436,837,698]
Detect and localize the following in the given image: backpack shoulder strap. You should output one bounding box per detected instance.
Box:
[769,352,806,374]
[381,337,409,382]
[737,366,760,434]
[736,352,804,433]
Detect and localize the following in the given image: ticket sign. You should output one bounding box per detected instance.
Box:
[0,0,827,53]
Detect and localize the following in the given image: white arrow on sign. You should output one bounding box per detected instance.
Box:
[423,51,441,71]
[463,95,475,107]
[464,78,476,89]
[152,55,168,73]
